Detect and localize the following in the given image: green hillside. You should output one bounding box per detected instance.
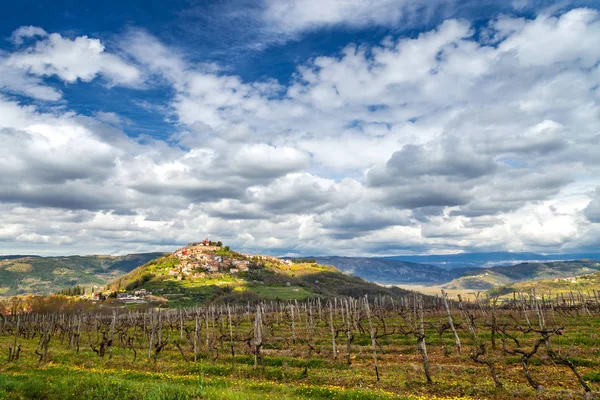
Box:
[108,243,414,306]
[443,260,600,291]
[0,253,165,296]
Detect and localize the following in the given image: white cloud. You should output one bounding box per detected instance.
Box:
[7,30,141,85]
[497,8,600,67]
[584,188,600,223]
[262,0,450,35]
[247,173,362,214]
[94,111,132,126]
[1,8,600,256]
[10,26,48,45]
[0,27,143,101]
[232,144,310,179]
[0,59,62,100]
[264,0,404,32]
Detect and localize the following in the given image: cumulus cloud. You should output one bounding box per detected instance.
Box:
[7,29,141,85]
[1,7,600,256]
[584,188,600,223]
[263,0,415,33]
[496,8,600,67]
[367,141,496,185]
[10,26,48,45]
[0,59,62,100]
[317,205,412,238]
[230,144,310,179]
[0,27,143,101]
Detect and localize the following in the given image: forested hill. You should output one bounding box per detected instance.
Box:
[0,253,165,296]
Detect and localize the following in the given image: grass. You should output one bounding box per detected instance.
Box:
[266,262,339,277]
[583,371,600,383]
[394,284,481,301]
[245,285,316,300]
[0,362,405,400]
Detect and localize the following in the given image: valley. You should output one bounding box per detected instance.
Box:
[311,256,600,300]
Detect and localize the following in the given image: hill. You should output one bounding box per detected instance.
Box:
[298,255,600,287]
[309,256,450,284]
[310,256,600,290]
[443,260,600,291]
[383,252,600,269]
[109,242,416,306]
[488,270,600,298]
[0,253,166,296]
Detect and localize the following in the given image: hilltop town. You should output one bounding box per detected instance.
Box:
[169,238,292,280]
[90,238,314,306]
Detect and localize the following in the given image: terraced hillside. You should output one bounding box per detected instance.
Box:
[0,253,165,296]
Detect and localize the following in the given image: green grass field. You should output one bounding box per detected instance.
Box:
[0,365,403,400]
[244,285,315,300]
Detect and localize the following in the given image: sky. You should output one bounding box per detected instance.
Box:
[1,0,600,256]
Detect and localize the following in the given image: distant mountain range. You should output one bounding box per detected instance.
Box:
[310,256,600,289]
[311,256,451,285]
[442,260,600,290]
[381,252,600,269]
[0,253,166,296]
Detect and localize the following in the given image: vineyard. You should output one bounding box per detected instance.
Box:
[1,292,600,400]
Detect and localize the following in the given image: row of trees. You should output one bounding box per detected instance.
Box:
[56,285,86,296]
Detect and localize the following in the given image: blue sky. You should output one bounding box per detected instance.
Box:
[1,0,600,256]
